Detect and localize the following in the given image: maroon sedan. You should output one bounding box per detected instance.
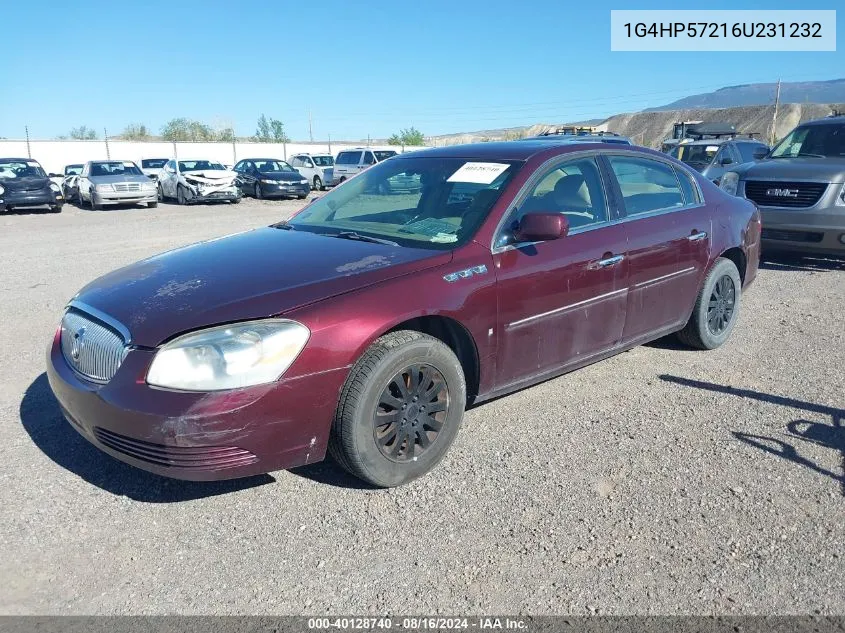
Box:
[47,141,760,487]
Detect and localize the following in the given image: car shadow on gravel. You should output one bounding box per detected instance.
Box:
[760,251,845,272]
[289,461,379,490]
[20,373,274,503]
[660,375,845,496]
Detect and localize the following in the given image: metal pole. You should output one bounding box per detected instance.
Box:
[173,141,178,160]
[770,78,781,146]
[25,125,31,158]
[104,128,110,159]
[231,128,237,164]
[308,108,313,142]
[328,133,332,154]
[283,141,287,161]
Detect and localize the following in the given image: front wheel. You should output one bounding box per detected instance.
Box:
[176,184,188,205]
[253,183,263,199]
[328,331,466,488]
[91,193,102,210]
[677,257,742,350]
[49,204,62,213]
[313,175,323,191]
[230,197,241,204]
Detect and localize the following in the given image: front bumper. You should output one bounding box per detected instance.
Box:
[757,205,845,254]
[92,190,157,206]
[187,187,241,203]
[2,189,63,208]
[260,181,310,197]
[46,329,345,481]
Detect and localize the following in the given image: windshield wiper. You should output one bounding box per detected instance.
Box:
[329,231,398,246]
[271,220,296,230]
[797,152,826,158]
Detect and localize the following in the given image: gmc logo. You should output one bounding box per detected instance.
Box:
[766,188,799,198]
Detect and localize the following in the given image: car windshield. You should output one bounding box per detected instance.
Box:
[769,123,845,158]
[374,151,398,161]
[255,160,295,173]
[141,159,167,169]
[179,160,225,172]
[90,161,143,177]
[671,144,719,165]
[64,164,83,175]
[0,159,47,179]
[313,156,334,166]
[289,156,522,251]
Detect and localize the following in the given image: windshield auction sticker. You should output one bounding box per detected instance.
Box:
[447,162,510,184]
[610,10,836,51]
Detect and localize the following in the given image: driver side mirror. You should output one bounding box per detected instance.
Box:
[514,212,569,242]
[719,155,734,166]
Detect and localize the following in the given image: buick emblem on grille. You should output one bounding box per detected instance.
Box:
[70,326,86,362]
[765,188,799,198]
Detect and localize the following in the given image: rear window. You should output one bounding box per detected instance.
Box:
[736,143,767,162]
[336,151,362,165]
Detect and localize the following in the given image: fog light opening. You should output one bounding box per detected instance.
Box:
[839,233,845,245]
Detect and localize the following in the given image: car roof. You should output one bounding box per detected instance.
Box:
[683,138,764,146]
[395,140,625,161]
[799,116,845,127]
[0,157,38,162]
[237,157,288,162]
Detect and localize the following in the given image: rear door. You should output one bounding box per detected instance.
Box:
[493,154,628,389]
[604,154,711,344]
[361,151,376,174]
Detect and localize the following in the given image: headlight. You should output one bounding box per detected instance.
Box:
[0,184,6,195]
[261,179,278,184]
[142,181,156,190]
[300,179,308,185]
[719,172,739,196]
[49,182,61,192]
[146,319,310,391]
[95,183,114,192]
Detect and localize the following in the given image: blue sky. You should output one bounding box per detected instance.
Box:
[1,0,842,141]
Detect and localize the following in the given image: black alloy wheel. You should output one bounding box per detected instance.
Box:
[707,275,736,335]
[374,364,449,462]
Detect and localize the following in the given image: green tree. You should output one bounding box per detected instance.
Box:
[387,127,425,146]
[269,118,290,142]
[69,126,97,140]
[122,123,149,140]
[161,118,217,142]
[255,114,272,142]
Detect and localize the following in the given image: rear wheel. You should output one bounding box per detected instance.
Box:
[677,257,742,350]
[328,331,466,488]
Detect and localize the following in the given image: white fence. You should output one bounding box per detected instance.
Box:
[0,140,426,175]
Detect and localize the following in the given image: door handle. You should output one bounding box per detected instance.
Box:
[593,254,625,268]
[687,231,708,242]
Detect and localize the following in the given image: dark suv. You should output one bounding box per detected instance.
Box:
[720,116,845,255]
[670,138,769,185]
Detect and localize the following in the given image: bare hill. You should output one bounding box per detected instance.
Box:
[430,103,845,148]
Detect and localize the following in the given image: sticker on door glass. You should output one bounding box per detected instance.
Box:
[447,162,510,184]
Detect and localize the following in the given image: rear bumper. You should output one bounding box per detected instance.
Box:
[46,330,345,481]
[758,206,845,254]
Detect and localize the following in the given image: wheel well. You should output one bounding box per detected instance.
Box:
[388,316,480,401]
[720,247,747,285]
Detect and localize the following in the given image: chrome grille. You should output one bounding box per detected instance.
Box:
[113,182,141,192]
[60,310,126,382]
[744,181,828,208]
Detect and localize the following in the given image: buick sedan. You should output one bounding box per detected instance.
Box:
[47,141,760,487]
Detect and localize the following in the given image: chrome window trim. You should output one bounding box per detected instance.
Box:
[66,299,132,344]
[490,149,609,254]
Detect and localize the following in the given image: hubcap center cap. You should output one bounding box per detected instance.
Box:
[406,404,420,419]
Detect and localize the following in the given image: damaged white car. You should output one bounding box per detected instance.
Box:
[157,159,242,205]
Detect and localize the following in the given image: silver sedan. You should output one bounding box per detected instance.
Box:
[77,160,158,210]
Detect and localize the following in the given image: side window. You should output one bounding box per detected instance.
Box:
[608,156,684,216]
[233,161,244,173]
[165,160,175,172]
[304,158,314,167]
[290,157,302,168]
[362,152,376,165]
[674,166,701,205]
[736,143,765,163]
[714,145,734,166]
[518,157,608,231]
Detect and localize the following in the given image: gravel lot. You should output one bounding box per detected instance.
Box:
[1,198,843,615]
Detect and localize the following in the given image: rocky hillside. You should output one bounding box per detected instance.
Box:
[430,103,845,148]
[645,79,845,111]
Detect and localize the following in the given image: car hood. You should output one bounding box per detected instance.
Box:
[736,157,845,182]
[257,171,304,182]
[72,227,452,346]
[182,169,238,182]
[1,176,50,191]
[89,174,153,184]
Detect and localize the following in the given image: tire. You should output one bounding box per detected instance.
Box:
[339,176,346,183]
[148,201,158,208]
[254,183,263,199]
[328,331,466,488]
[91,192,102,211]
[157,184,164,202]
[297,194,307,200]
[230,197,241,204]
[313,175,323,191]
[78,189,87,208]
[176,184,188,205]
[49,204,62,213]
[677,257,742,350]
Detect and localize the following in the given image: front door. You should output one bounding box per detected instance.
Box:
[493,155,628,389]
[604,155,712,344]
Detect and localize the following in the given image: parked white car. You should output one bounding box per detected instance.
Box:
[140,158,168,182]
[331,148,397,185]
[157,159,241,205]
[289,153,334,191]
[77,160,158,210]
